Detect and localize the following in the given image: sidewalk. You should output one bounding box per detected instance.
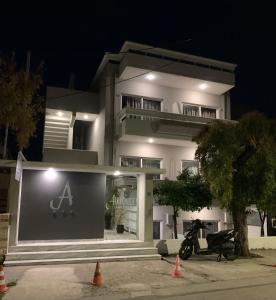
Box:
[2,250,276,300]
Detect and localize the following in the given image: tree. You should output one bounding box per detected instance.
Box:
[0,54,43,156]
[153,169,212,239]
[195,112,276,256]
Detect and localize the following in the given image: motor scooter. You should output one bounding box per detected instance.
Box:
[179,219,240,261]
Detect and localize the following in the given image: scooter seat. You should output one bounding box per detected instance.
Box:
[207,230,231,238]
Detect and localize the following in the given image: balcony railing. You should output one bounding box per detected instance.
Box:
[118,107,233,125]
[117,107,235,142]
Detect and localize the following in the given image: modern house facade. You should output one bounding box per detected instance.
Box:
[42,41,263,242]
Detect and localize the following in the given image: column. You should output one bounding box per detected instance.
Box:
[138,174,154,242]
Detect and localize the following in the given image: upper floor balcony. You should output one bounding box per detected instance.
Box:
[116,106,235,146]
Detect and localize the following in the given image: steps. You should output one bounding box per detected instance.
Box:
[43,113,71,149]
[5,241,161,266]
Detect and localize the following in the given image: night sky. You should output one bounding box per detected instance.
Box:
[1,1,274,159]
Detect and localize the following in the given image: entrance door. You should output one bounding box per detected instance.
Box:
[153,221,161,239]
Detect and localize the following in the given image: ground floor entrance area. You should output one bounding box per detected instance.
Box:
[16,170,139,242]
[2,160,163,265]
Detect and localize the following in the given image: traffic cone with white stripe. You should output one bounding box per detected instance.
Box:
[0,264,8,293]
[172,255,183,278]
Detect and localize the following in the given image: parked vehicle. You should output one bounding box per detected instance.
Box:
[179,219,240,261]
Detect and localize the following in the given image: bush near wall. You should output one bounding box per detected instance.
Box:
[0,214,10,254]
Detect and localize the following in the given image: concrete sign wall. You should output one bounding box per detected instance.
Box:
[18,170,105,241]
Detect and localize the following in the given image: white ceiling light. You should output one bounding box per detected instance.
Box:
[146,74,155,80]
[114,170,121,176]
[199,83,208,90]
[148,138,154,143]
[83,114,88,120]
[44,168,57,180]
[57,111,63,117]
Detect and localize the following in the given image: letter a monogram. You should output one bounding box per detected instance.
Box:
[50,181,73,213]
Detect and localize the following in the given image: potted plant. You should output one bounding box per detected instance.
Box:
[114,205,125,234]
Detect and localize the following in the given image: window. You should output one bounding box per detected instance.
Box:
[182,103,217,119]
[143,98,161,111]
[201,107,217,119]
[182,160,199,175]
[183,220,218,238]
[121,156,161,179]
[121,157,141,168]
[122,95,142,109]
[142,158,161,169]
[183,105,200,117]
[122,95,161,112]
[201,221,218,238]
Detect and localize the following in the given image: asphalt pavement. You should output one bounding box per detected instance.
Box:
[2,250,276,299]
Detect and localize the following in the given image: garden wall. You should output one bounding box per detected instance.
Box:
[154,237,276,255]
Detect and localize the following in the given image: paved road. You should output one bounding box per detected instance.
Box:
[3,250,276,299]
[133,282,276,300]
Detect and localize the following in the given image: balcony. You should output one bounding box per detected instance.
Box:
[43,148,98,165]
[117,107,234,145]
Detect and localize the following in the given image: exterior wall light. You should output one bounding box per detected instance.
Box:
[199,83,208,90]
[114,170,121,176]
[57,111,64,117]
[146,74,155,80]
[148,138,154,143]
[44,168,57,180]
[83,114,88,120]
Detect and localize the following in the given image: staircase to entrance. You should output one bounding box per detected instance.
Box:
[5,241,161,266]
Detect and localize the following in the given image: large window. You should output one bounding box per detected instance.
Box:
[183,103,217,119]
[121,156,161,179]
[182,160,199,175]
[122,95,161,112]
[183,220,218,238]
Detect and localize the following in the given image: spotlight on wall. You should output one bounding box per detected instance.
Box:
[44,168,57,180]
[56,111,64,117]
[83,114,89,120]
[114,170,121,176]
[148,138,154,143]
[199,83,208,90]
[146,74,155,80]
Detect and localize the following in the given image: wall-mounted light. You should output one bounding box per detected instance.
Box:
[57,111,64,117]
[199,83,208,90]
[114,170,121,176]
[146,74,155,80]
[44,168,57,180]
[148,138,154,143]
[83,114,88,120]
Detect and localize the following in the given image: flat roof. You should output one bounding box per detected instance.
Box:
[91,40,237,88]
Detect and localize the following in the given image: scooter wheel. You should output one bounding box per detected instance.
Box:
[179,244,193,260]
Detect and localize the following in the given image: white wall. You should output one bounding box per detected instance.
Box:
[115,140,197,180]
[115,79,225,118]
[87,90,106,165]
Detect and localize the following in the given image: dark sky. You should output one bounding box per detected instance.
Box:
[1,1,275,159]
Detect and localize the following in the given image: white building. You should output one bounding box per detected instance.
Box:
[42,41,262,240]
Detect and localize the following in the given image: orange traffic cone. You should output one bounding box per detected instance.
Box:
[0,264,8,292]
[91,262,104,287]
[172,255,183,278]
